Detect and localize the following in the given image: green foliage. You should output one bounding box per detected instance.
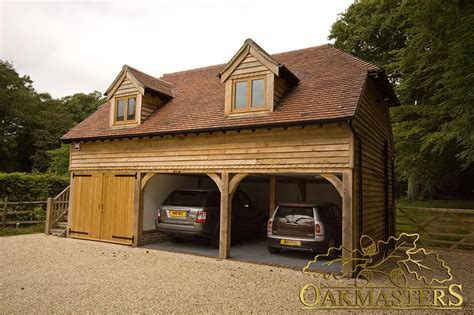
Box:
[62,91,105,123]
[330,0,474,198]
[0,60,105,174]
[0,60,39,172]
[329,0,407,80]
[0,172,69,201]
[0,223,45,237]
[47,144,70,177]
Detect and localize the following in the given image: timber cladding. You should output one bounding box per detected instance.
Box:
[353,78,394,242]
[69,124,352,172]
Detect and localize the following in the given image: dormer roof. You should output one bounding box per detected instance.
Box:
[218,38,298,84]
[104,65,174,100]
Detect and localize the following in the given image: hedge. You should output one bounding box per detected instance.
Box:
[0,172,69,201]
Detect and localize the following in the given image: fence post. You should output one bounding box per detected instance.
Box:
[2,196,7,227]
[45,198,53,235]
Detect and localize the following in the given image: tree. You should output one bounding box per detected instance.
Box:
[30,93,74,172]
[329,0,474,199]
[47,144,70,176]
[0,60,104,174]
[0,60,40,172]
[62,91,105,123]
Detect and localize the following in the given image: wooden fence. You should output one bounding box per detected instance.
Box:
[396,206,474,251]
[0,197,47,227]
[44,186,70,235]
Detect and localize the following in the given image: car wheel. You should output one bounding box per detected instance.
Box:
[268,246,281,254]
[170,235,184,243]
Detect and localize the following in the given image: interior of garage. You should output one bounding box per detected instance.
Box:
[142,173,342,271]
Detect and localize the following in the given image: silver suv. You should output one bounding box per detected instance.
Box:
[267,202,342,254]
[156,189,266,247]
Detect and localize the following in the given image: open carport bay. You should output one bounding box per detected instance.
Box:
[145,238,341,272]
[142,173,342,271]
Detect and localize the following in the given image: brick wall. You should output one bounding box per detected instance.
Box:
[140,229,169,245]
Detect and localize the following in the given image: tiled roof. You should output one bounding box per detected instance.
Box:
[62,44,381,141]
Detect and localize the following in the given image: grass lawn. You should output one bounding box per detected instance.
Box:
[396,199,474,209]
[0,223,45,237]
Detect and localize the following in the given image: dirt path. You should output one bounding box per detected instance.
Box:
[0,234,472,313]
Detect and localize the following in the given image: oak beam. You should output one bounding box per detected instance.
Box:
[321,173,343,197]
[141,173,155,191]
[207,173,223,192]
[229,173,249,196]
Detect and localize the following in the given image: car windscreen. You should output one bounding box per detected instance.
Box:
[274,206,314,220]
[163,191,209,207]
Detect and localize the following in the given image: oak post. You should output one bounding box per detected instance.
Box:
[66,172,74,237]
[297,179,307,202]
[342,171,355,277]
[133,172,143,246]
[45,197,53,235]
[219,172,231,259]
[269,176,276,216]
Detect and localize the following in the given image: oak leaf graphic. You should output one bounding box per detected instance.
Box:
[302,233,453,287]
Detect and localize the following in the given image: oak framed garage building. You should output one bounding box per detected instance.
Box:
[58,39,398,275]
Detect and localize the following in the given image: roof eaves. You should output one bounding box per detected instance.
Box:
[368,69,400,107]
[61,116,354,143]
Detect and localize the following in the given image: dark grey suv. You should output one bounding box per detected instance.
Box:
[156,189,266,247]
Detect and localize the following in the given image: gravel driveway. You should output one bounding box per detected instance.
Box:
[1,234,473,313]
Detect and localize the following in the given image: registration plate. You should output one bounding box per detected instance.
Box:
[169,210,187,218]
[280,239,301,246]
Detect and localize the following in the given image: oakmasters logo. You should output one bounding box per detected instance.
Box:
[299,233,464,310]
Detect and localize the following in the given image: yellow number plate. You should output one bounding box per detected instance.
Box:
[169,210,187,217]
[280,239,301,246]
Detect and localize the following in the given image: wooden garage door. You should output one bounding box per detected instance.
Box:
[100,174,135,244]
[69,173,135,245]
[69,174,102,239]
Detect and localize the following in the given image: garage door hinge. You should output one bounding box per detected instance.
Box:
[69,228,89,235]
[72,174,92,178]
[112,235,134,241]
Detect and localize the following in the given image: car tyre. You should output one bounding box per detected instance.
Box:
[267,246,281,254]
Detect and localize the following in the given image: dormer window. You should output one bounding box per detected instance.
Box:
[233,77,266,112]
[219,39,299,117]
[105,65,174,128]
[115,96,136,124]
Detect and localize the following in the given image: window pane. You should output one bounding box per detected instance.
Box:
[251,79,264,108]
[234,81,247,109]
[116,99,125,121]
[127,97,136,120]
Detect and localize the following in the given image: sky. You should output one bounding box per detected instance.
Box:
[0,0,353,98]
